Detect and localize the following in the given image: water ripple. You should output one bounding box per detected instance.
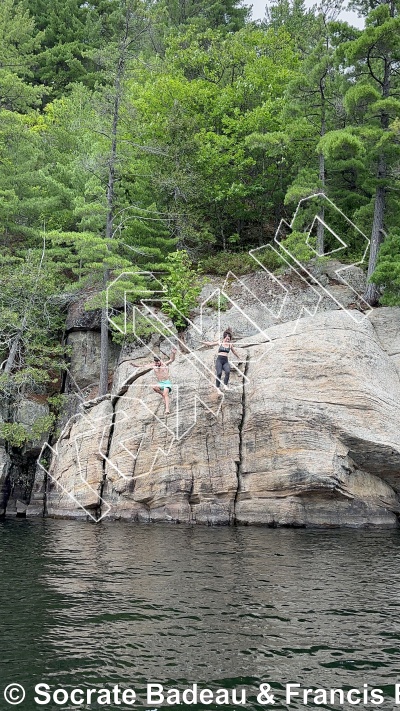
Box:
[1,521,400,709]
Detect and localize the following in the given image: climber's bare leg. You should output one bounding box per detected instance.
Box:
[152,384,170,414]
[163,389,170,415]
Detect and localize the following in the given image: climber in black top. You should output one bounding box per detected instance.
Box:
[200,328,239,395]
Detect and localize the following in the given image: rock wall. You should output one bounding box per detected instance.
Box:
[0,445,11,517]
[0,398,50,517]
[34,304,400,528]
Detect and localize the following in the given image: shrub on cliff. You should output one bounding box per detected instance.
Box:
[162,251,206,330]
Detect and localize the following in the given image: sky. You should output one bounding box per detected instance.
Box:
[250,0,364,26]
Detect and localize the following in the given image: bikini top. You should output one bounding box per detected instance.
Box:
[218,344,230,354]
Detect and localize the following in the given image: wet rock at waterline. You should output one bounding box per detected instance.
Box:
[0,446,11,517]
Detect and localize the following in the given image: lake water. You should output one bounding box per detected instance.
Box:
[1,520,400,711]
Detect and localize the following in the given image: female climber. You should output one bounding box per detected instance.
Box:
[200,329,239,395]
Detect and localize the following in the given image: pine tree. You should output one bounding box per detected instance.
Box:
[0,246,68,395]
[284,14,348,252]
[0,0,42,111]
[25,0,121,99]
[336,0,400,303]
[370,229,400,304]
[263,0,318,53]
[153,0,250,31]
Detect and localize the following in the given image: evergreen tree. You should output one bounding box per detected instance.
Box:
[283,13,351,252]
[0,0,42,111]
[25,0,120,99]
[263,0,319,53]
[370,229,400,304]
[335,0,400,303]
[0,246,68,396]
[153,0,250,31]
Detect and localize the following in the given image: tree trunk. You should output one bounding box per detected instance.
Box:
[317,75,326,255]
[363,54,390,306]
[317,151,325,255]
[4,315,27,374]
[98,53,124,396]
[98,3,148,395]
[4,335,21,375]
[364,174,386,305]
[99,271,111,396]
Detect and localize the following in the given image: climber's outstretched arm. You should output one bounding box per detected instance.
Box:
[129,360,152,369]
[131,347,177,368]
[164,347,177,366]
[230,346,240,358]
[200,340,219,347]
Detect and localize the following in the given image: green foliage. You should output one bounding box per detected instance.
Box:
[1,0,400,409]
[280,231,315,265]
[371,230,400,305]
[333,0,400,295]
[199,252,255,275]
[157,0,250,31]
[162,250,205,328]
[343,83,380,115]
[200,248,283,275]
[31,414,56,440]
[111,311,172,344]
[207,293,230,311]
[0,0,43,111]
[0,249,69,394]
[255,247,286,271]
[47,393,68,415]
[128,24,300,250]
[318,130,366,161]
[284,171,319,209]
[25,0,121,99]
[0,422,29,447]
[0,413,55,446]
[282,13,359,240]
[263,0,320,52]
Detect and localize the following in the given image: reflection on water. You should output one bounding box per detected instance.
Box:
[1,520,400,709]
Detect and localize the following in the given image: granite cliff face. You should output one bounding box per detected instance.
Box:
[3,261,400,527]
[27,287,400,527]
